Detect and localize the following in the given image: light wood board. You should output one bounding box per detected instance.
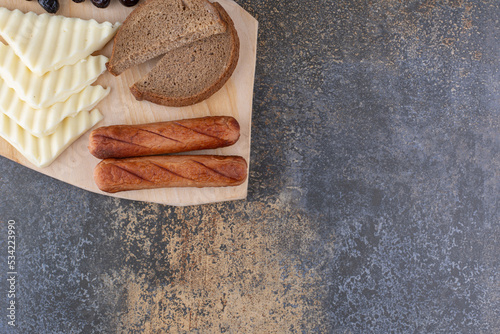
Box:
[0,0,258,206]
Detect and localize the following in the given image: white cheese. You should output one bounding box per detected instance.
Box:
[0,108,103,168]
[0,8,120,75]
[0,44,108,109]
[0,82,109,137]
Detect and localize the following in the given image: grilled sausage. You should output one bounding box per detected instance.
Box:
[88,116,240,159]
[94,155,247,193]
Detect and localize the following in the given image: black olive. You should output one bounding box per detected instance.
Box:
[38,0,59,13]
[119,0,139,7]
[91,0,110,8]
[72,0,85,3]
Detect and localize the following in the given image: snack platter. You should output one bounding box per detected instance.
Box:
[0,0,258,206]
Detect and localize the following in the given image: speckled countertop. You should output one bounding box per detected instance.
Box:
[1,0,499,333]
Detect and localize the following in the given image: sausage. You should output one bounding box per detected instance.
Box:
[88,116,240,159]
[94,155,247,193]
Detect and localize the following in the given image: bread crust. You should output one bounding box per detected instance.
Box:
[129,2,240,107]
[106,0,227,76]
[94,155,247,193]
[88,116,240,159]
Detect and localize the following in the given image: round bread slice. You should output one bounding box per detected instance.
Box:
[130,2,240,107]
[106,0,227,76]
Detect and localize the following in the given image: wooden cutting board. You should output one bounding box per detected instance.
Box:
[0,0,258,206]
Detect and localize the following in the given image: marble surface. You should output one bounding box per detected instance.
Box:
[1,0,499,332]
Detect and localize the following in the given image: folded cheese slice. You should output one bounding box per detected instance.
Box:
[0,7,120,75]
[0,44,108,109]
[0,81,109,137]
[0,109,103,168]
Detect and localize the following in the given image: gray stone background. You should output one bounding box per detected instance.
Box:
[1,0,499,332]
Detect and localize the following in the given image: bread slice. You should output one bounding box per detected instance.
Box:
[130,2,239,107]
[106,0,227,76]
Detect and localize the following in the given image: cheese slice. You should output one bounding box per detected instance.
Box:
[0,7,120,75]
[0,108,103,168]
[0,81,109,137]
[0,44,108,109]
